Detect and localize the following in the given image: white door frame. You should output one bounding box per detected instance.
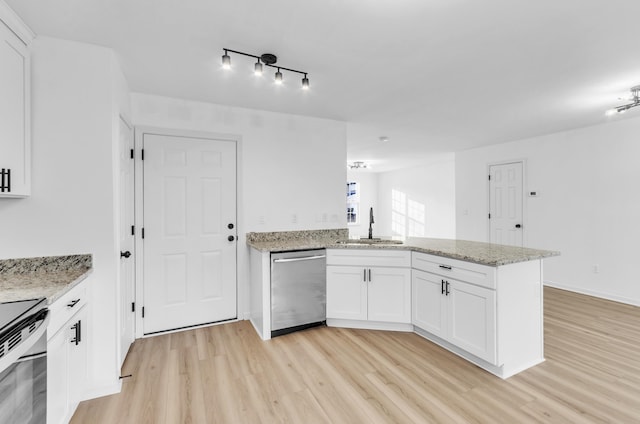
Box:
[486,159,526,246]
[133,126,242,338]
[116,114,134,368]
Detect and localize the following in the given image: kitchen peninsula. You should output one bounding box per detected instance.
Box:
[248,230,559,378]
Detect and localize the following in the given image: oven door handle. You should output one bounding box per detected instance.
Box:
[0,311,50,375]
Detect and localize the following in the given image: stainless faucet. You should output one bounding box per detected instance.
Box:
[368,207,374,239]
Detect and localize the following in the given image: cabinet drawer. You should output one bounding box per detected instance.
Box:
[48,282,88,337]
[412,252,496,289]
[326,249,410,267]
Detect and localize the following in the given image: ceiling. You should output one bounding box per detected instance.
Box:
[7,0,640,172]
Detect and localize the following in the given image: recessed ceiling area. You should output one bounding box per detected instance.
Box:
[7,0,640,171]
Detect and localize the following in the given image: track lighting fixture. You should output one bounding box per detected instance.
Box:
[606,85,640,116]
[221,50,231,69]
[221,48,310,89]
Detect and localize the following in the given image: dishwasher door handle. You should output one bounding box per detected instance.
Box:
[273,255,326,263]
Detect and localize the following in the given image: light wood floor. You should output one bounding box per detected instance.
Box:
[71,287,640,423]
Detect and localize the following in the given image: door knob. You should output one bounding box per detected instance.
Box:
[227,223,234,229]
[515,224,522,229]
[120,251,131,258]
[228,235,235,242]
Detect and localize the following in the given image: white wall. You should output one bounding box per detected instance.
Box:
[376,154,456,239]
[456,117,640,306]
[0,37,127,395]
[130,93,347,317]
[346,170,378,238]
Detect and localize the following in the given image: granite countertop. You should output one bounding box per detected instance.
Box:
[246,229,559,267]
[0,254,93,303]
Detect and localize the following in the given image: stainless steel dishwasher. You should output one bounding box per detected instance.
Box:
[271,249,326,337]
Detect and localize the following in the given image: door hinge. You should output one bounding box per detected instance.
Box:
[131,225,135,236]
[141,149,144,160]
[142,307,145,318]
[131,302,135,312]
[142,228,145,239]
[130,148,134,159]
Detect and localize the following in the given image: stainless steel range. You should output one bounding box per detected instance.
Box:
[0,297,49,423]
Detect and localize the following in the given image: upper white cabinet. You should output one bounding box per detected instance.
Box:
[326,249,411,328]
[0,6,33,197]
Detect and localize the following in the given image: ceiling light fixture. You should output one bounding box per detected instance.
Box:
[606,85,640,116]
[222,48,310,89]
[348,161,368,169]
[221,50,231,69]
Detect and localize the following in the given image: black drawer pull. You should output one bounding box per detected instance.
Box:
[441,280,445,294]
[439,265,452,270]
[67,299,81,308]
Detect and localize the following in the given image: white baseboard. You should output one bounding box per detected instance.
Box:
[544,280,640,307]
[326,319,413,332]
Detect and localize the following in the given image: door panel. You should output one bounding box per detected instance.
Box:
[326,266,367,320]
[412,269,447,337]
[143,134,237,334]
[448,279,497,364]
[367,267,411,323]
[489,162,523,246]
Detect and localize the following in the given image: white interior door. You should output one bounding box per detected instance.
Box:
[118,117,135,367]
[142,133,237,334]
[489,162,523,247]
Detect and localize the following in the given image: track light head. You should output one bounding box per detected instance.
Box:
[302,74,309,90]
[222,51,231,69]
[254,60,263,76]
[275,69,283,85]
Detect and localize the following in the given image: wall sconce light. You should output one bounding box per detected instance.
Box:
[606,85,640,116]
[222,48,310,90]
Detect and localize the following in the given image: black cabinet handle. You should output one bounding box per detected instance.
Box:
[515,224,522,228]
[67,299,80,308]
[441,279,445,295]
[439,265,452,270]
[445,281,450,296]
[0,168,11,193]
[120,250,131,258]
[368,269,372,282]
[228,235,235,242]
[70,320,81,345]
[227,223,234,229]
[364,269,367,282]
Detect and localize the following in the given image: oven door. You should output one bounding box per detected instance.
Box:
[0,310,49,424]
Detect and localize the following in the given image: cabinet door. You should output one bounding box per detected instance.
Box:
[327,266,367,320]
[0,21,30,197]
[47,326,70,424]
[68,306,88,408]
[368,267,411,323]
[412,270,447,337]
[447,279,497,364]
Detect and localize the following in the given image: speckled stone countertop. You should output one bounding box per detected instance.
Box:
[246,228,349,252]
[0,254,92,303]
[247,230,559,266]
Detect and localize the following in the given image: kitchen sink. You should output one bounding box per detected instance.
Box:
[334,238,404,245]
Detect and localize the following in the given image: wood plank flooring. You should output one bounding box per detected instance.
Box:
[71,287,640,423]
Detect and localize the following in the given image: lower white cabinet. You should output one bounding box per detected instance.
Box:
[326,249,411,326]
[412,269,496,364]
[47,281,90,424]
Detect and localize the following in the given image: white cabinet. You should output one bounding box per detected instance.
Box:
[413,269,496,363]
[326,249,411,328]
[0,16,31,197]
[47,280,90,424]
[412,252,544,378]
